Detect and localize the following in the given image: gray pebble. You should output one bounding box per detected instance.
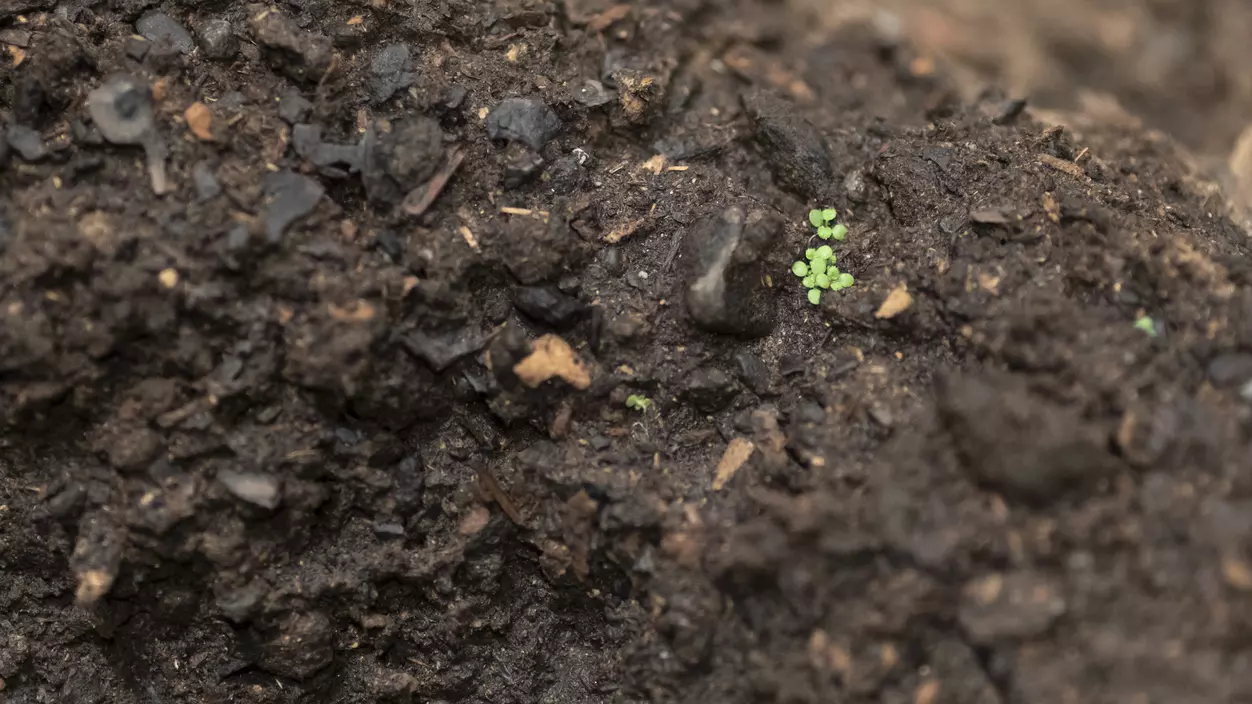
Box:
[136,12,195,54]
[6,125,47,161]
[486,97,563,151]
[88,76,155,145]
[217,469,281,509]
[192,161,221,200]
[196,19,238,60]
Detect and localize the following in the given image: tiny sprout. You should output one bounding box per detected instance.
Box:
[831,224,848,241]
[815,273,831,289]
[1134,315,1157,337]
[817,226,834,240]
[807,289,822,305]
[836,272,854,289]
[821,208,837,222]
[792,261,809,277]
[809,209,825,228]
[811,258,827,276]
[816,245,833,260]
[625,394,652,412]
[802,274,816,288]
[805,248,818,261]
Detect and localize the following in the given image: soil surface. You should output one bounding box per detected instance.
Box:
[3,0,1252,703]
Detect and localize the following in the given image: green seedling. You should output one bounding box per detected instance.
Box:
[625,394,652,412]
[1134,315,1157,337]
[794,208,855,304]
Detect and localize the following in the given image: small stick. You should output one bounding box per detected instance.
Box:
[403,148,464,216]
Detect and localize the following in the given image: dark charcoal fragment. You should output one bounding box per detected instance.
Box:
[361,118,444,204]
[136,12,194,54]
[681,368,738,413]
[486,98,563,151]
[741,89,832,199]
[402,329,490,372]
[684,206,781,338]
[513,286,588,329]
[263,170,324,243]
[733,349,771,395]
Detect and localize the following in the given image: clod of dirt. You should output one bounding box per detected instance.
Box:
[486,97,563,151]
[613,69,664,125]
[742,89,833,199]
[684,206,781,338]
[513,334,591,389]
[218,469,281,509]
[136,12,194,54]
[5,124,45,161]
[195,19,238,60]
[959,571,1067,644]
[88,76,155,145]
[503,143,545,188]
[250,9,333,84]
[361,117,444,204]
[370,43,417,103]
[682,367,738,412]
[216,581,267,623]
[936,372,1117,504]
[513,286,588,329]
[263,170,324,242]
[277,87,312,124]
[260,612,334,680]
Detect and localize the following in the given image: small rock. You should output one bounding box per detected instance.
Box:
[486,98,563,151]
[959,571,1066,644]
[439,85,468,112]
[843,168,868,203]
[277,88,312,124]
[250,10,333,83]
[513,286,588,329]
[260,612,333,680]
[124,37,150,60]
[6,125,46,161]
[0,28,32,47]
[733,350,771,395]
[217,470,281,509]
[196,19,237,60]
[575,79,614,107]
[216,581,267,623]
[402,329,489,372]
[937,372,1116,503]
[106,428,162,471]
[88,76,155,145]
[684,206,781,337]
[503,143,544,188]
[682,368,738,413]
[990,98,1028,125]
[545,154,584,195]
[372,521,406,538]
[192,161,221,200]
[374,229,403,259]
[742,89,832,200]
[1208,353,1252,388]
[370,43,417,103]
[136,12,194,54]
[263,170,324,243]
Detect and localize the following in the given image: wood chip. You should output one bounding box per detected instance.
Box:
[7,45,26,66]
[158,268,179,289]
[458,225,480,251]
[75,569,115,605]
[587,3,630,32]
[513,334,591,389]
[603,217,644,244]
[184,101,213,140]
[1036,153,1087,180]
[402,147,463,216]
[475,465,525,526]
[713,437,754,490]
[874,284,914,319]
[1223,552,1252,590]
[640,154,667,174]
[327,300,377,322]
[914,680,941,704]
[458,504,491,535]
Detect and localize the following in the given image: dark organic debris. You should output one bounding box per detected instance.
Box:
[263,170,325,243]
[364,117,444,204]
[402,147,463,216]
[250,10,333,83]
[277,88,312,124]
[486,98,563,151]
[402,329,490,372]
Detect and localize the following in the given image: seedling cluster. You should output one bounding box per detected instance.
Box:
[625,394,652,412]
[1134,315,1158,337]
[792,208,854,305]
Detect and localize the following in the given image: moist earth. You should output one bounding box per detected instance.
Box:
[3,0,1252,703]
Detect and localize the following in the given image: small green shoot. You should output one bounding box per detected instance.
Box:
[793,207,855,305]
[1134,315,1157,337]
[625,394,652,412]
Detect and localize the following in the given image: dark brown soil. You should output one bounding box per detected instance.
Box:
[4,0,1252,702]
